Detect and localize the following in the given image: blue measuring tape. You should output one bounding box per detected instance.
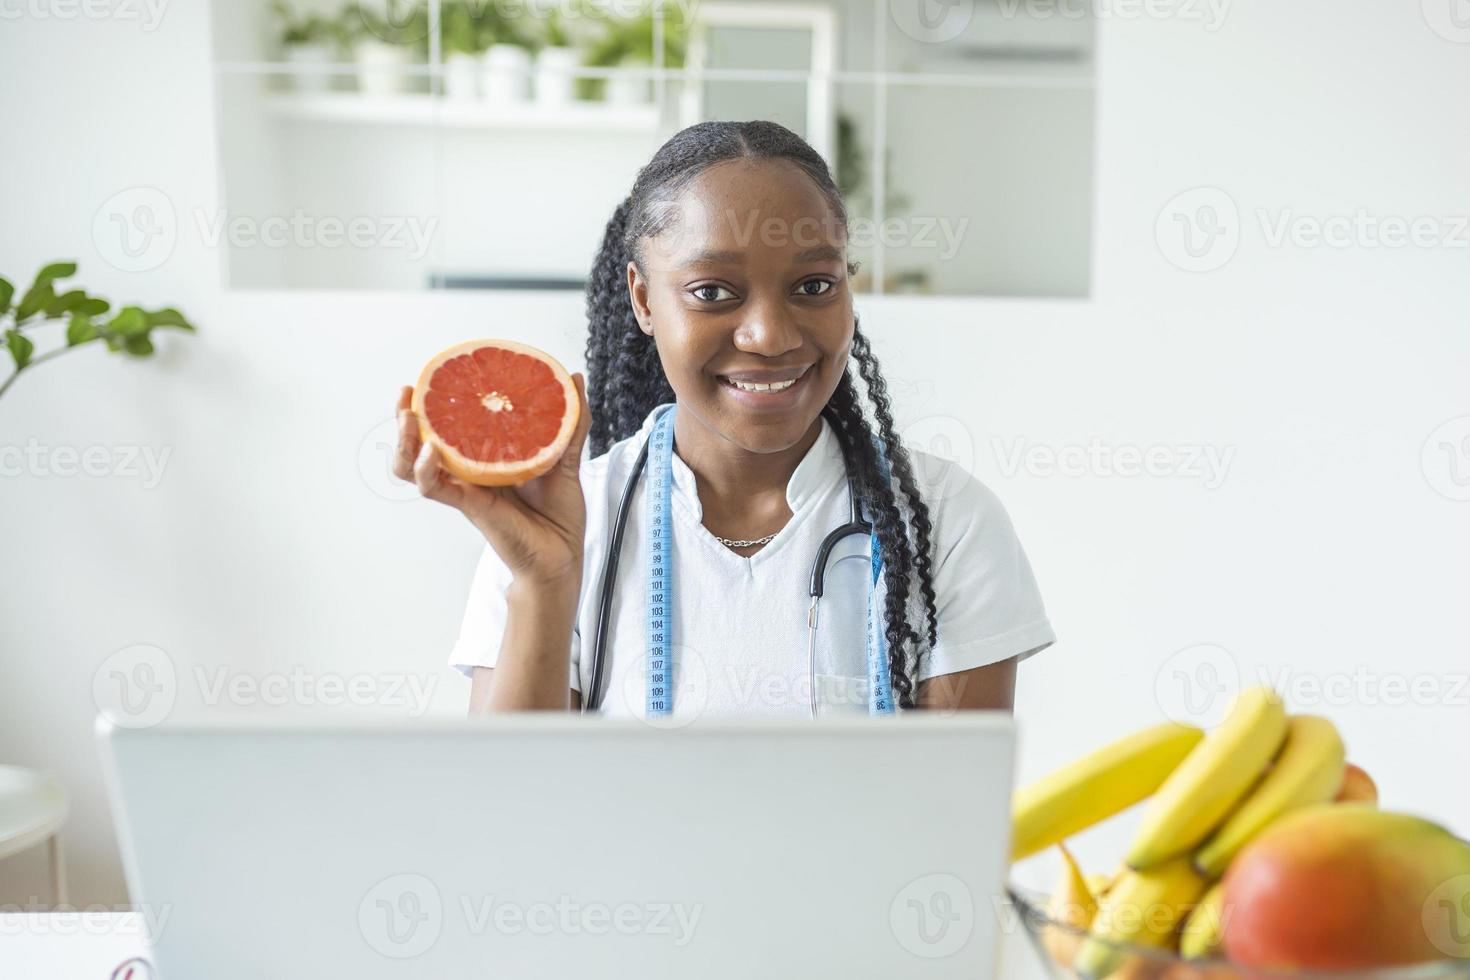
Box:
[867,436,894,715]
[646,405,676,715]
[645,404,896,717]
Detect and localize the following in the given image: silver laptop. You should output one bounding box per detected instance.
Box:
[99,715,1016,979]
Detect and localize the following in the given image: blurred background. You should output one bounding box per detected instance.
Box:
[2,0,1468,908]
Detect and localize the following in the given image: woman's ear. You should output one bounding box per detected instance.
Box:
[626,261,653,337]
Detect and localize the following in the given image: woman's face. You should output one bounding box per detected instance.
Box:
[626,158,854,455]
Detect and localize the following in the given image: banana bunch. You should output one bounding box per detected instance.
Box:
[1010,685,1357,979]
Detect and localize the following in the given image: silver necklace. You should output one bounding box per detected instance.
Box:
[712,532,777,549]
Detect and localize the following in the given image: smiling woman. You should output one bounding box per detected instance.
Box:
[397,120,1055,718]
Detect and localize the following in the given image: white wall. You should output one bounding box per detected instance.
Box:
[3,0,1469,907]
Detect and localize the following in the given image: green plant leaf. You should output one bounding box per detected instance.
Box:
[122,335,155,357]
[6,329,34,369]
[0,278,12,315]
[35,261,77,285]
[15,282,55,322]
[145,308,195,331]
[108,306,149,337]
[48,290,89,316]
[76,297,110,317]
[67,315,98,346]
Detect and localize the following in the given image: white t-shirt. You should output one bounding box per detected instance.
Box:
[449,402,1055,718]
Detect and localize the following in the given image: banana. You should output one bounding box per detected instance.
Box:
[1074,856,1209,979]
[1043,843,1101,966]
[1179,880,1227,960]
[1054,843,1100,926]
[1011,721,1204,862]
[1123,686,1288,870]
[1192,715,1346,877]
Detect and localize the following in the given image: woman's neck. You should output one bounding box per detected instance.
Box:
[672,409,823,536]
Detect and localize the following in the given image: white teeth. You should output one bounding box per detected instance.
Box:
[725,375,799,393]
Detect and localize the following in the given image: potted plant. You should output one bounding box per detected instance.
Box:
[274,1,342,93]
[1,262,196,401]
[581,5,688,105]
[440,0,485,99]
[529,6,581,105]
[343,1,429,97]
[481,17,533,104]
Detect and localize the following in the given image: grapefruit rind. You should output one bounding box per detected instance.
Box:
[411,338,579,487]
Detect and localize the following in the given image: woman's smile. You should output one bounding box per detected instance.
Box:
[715,363,815,411]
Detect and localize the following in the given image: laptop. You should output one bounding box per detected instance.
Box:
[99,714,1016,979]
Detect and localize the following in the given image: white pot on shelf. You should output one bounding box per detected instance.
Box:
[443,51,480,99]
[353,39,413,96]
[284,42,335,93]
[534,45,579,105]
[604,69,651,106]
[480,43,531,103]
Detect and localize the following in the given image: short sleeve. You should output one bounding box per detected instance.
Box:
[447,544,582,692]
[917,471,1055,681]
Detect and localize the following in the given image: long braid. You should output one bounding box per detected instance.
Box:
[584,196,673,457]
[851,327,942,651]
[820,321,941,707]
[582,119,942,704]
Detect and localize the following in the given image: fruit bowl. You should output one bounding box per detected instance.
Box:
[1007,884,1470,980]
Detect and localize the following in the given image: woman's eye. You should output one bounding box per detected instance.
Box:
[692,284,735,302]
[797,279,834,297]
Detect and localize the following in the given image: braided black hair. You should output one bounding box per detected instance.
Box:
[583,119,941,708]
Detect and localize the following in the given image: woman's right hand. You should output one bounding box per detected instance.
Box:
[392,373,593,588]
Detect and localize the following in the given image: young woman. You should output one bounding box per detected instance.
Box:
[394,120,1054,718]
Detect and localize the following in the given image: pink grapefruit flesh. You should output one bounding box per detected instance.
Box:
[412,339,578,486]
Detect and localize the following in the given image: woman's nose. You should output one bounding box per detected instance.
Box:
[732,298,802,356]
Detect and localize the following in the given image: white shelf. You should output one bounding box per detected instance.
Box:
[264,93,662,132]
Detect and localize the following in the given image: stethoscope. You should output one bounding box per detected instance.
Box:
[581,410,883,717]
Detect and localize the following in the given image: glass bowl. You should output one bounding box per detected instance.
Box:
[1007,884,1470,980]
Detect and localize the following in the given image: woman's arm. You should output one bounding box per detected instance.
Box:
[916,656,1018,712]
[469,668,582,712]
[467,580,583,712]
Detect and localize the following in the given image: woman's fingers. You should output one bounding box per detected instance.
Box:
[412,441,465,508]
[560,372,592,476]
[399,386,461,508]
[392,385,420,483]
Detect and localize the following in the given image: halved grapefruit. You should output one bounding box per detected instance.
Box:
[411,339,579,486]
